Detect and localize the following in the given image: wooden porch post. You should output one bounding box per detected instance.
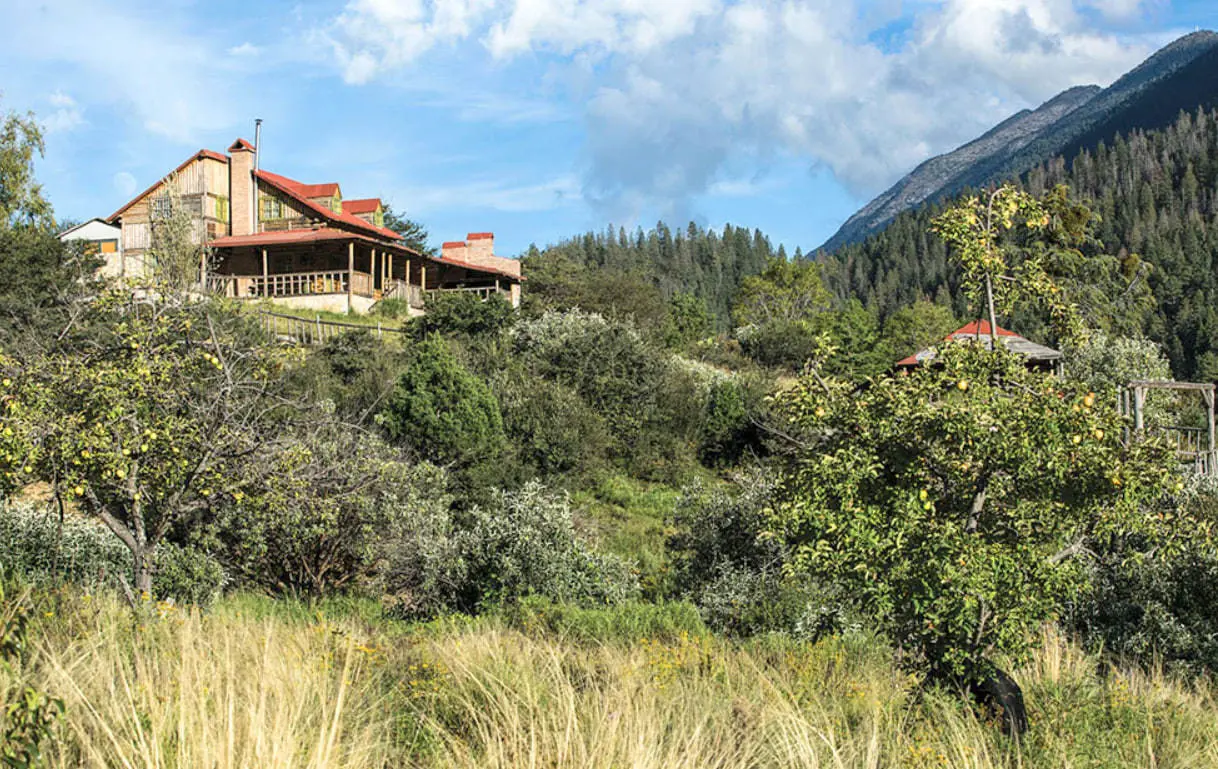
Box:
[1134,386,1145,432]
[347,242,355,314]
[1206,387,1216,473]
[261,248,268,297]
[388,252,393,284]
[371,248,378,293]
[421,265,427,293]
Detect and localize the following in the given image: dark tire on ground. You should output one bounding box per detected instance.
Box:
[970,667,1029,735]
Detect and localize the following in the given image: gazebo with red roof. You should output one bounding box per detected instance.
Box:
[895,320,1063,374]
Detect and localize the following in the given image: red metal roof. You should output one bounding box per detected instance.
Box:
[296,182,340,199]
[895,321,1058,367]
[950,320,1018,339]
[209,229,371,248]
[107,149,229,222]
[342,198,382,215]
[255,170,405,244]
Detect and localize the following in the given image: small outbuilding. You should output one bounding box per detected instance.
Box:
[895,320,1063,375]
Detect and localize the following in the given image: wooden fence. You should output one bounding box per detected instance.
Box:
[257,311,404,347]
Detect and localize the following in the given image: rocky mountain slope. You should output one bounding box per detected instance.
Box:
[819,30,1218,253]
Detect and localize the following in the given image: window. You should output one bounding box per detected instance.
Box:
[215,196,230,223]
[150,194,172,220]
[99,240,118,254]
[260,196,284,220]
[374,208,384,227]
[330,192,342,214]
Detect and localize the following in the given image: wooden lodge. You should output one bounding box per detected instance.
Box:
[103,137,522,315]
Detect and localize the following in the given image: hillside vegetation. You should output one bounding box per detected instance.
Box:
[825,107,1218,380]
[4,96,1218,767]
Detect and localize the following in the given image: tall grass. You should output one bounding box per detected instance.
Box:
[7,589,1218,768]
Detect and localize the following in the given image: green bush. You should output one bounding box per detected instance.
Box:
[378,336,505,466]
[0,502,130,590]
[460,481,639,608]
[491,365,611,478]
[0,502,226,603]
[154,544,228,605]
[371,297,411,319]
[512,309,701,477]
[412,292,513,338]
[201,429,449,596]
[1067,475,1218,674]
[666,474,843,636]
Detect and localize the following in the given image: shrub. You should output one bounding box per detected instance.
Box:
[667,474,840,636]
[153,544,228,605]
[0,502,131,590]
[373,464,466,619]
[378,336,505,466]
[460,481,639,608]
[202,429,448,596]
[371,297,410,319]
[412,292,513,338]
[0,502,226,603]
[491,366,611,478]
[1067,475,1218,674]
[512,309,700,476]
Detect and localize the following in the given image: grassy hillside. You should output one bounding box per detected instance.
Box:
[5,587,1218,768]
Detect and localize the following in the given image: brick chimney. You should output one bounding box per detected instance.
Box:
[441,240,469,262]
[461,232,522,277]
[227,138,255,237]
[467,232,494,263]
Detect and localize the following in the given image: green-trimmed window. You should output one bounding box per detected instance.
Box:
[330,192,342,214]
[261,196,284,220]
[215,196,230,223]
[374,208,384,227]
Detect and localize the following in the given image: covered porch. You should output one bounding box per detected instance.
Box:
[206,229,515,314]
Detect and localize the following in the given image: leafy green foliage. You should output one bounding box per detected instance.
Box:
[662,292,712,349]
[0,295,291,593]
[460,481,639,608]
[770,343,1179,682]
[0,227,99,348]
[511,310,685,464]
[490,364,611,479]
[412,292,514,339]
[881,300,958,363]
[0,102,52,230]
[378,336,505,466]
[202,430,451,595]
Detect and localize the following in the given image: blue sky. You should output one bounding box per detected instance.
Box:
[3,1,1216,257]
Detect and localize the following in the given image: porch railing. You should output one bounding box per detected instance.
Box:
[425,285,510,303]
[207,270,373,299]
[382,280,425,309]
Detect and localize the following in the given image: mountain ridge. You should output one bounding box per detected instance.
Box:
[819,30,1218,253]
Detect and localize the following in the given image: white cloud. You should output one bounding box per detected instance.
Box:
[44,90,84,132]
[320,0,1168,213]
[228,42,261,56]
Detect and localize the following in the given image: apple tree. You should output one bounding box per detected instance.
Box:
[0,292,292,595]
